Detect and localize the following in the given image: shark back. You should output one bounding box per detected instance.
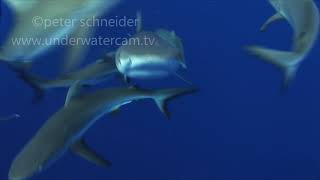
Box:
[269,0,320,53]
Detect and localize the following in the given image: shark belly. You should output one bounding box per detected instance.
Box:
[126,57,181,79]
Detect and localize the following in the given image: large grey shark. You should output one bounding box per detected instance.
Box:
[115,12,188,84]
[9,83,196,180]
[0,0,121,71]
[19,53,118,99]
[245,0,319,88]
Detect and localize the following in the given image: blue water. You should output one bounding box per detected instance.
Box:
[1,1,320,180]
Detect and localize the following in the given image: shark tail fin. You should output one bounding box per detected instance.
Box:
[245,46,301,90]
[0,60,45,101]
[153,88,197,119]
[17,71,47,102]
[0,52,48,101]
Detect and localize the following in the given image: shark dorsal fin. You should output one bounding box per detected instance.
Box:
[71,139,112,167]
[65,81,84,106]
[136,11,143,33]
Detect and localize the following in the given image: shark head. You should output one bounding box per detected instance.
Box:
[9,157,45,180]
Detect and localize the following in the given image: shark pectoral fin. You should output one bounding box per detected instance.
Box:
[260,13,284,32]
[65,81,85,106]
[154,88,198,119]
[71,139,112,167]
[136,11,143,33]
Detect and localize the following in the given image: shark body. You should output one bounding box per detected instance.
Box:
[115,12,187,83]
[19,53,118,99]
[245,0,320,88]
[9,83,196,180]
[1,0,120,71]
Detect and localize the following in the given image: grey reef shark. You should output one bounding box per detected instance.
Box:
[115,12,189,84]
[9,82,197,180]
[19,53,118,100]
[245,0,320,90]
[0,0,121,72]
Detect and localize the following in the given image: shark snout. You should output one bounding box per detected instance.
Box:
[9,158,40,180]
[8,168,28,180]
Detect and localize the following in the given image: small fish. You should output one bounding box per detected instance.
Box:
[0,114,20,121]
[245,0,320,90]
[9,82,197,180]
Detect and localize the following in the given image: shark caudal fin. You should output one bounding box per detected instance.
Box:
[6,62,48,102]
[153,88,197,119]
[17,71,48,102]
[245,46,301,90]
[0,60,45,101]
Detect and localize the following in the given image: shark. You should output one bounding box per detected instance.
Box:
[0,0,121,71]
[8,83,196,180]
[18,53,118,99]
[245,0,320,89]
[115,12,188,84]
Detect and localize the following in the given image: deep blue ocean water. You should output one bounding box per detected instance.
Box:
[1,1,320,180]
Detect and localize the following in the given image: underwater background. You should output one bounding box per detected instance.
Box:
[1,0,320,180]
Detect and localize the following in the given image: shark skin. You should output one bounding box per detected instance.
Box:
[19,53,118,99]
[9,83,196,180]
[1,0,121,70]
[115,12,188,84]
[245,0,320,89]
